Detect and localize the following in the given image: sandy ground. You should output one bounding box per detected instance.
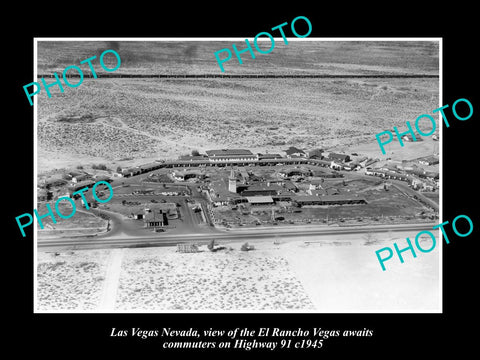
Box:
[115,247,314,311]
[36,249,110,311]
[282,234,440,312]
[347,135,439,162]
[36,230,440,313]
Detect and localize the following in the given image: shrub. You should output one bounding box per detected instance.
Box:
[240,242,255,251]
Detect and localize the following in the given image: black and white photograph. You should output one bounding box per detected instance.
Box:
[32,38,441,313]
[7,7,478,356]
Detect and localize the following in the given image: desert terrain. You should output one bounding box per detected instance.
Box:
[35,40,440,313]
[36,232,439,312]
[35,41,439,174]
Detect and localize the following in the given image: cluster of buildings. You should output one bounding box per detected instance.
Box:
[117,147,366,178]
[365,156,439,192]
[208,168,367,208]
[38,170,113,203]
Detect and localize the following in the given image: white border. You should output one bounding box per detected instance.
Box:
[33,37,442,314]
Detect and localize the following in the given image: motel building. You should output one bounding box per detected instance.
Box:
[245,196,275,206]
[206,149,258,162]
[284,146,306,158]
[171,169,205,181]
[141,209,168,229]
[418,156,439,166]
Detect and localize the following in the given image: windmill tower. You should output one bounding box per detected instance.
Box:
[228,168,237,193]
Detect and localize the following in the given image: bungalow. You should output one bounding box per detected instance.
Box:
[418,156,439,166]
[211,196,230,207]
[347,161,361,171]
[172,169,205,181]
[144,210,167,228]
[307,148,324,159]
[328,153,351,163]
[137,204,178,227]
[278,167,312,178]
[284,146,306,158]
[342,163,356,171]
[283,180,298,192]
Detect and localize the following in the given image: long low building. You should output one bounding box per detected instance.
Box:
[118,154,348,178]
[293,195,367,206]
[245,196,274,205]
[206,149,258,162]
[240,184,283,197]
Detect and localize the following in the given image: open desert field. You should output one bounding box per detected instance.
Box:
[35,41,439,174]
[37,249,110,311]
[36,231,440,313]
[36,77,438,172]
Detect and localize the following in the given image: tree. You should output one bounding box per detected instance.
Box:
[116,166,122,173]
[191,149,200,156]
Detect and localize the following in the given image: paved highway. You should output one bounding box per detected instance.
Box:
[37,223,436,250]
